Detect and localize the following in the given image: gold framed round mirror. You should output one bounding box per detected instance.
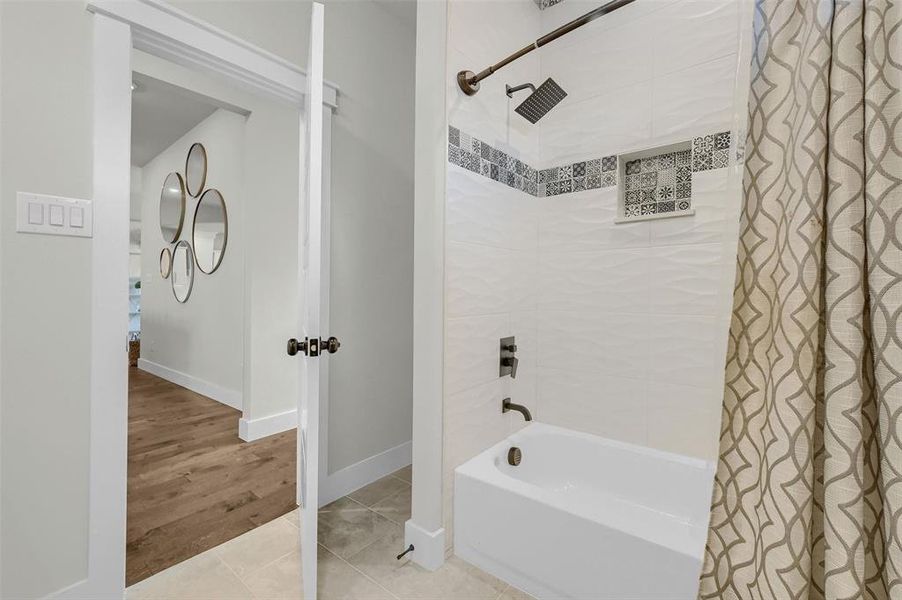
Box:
[192,189,228,274]
[159,172,186,243]
[185,142,207,198]
[171,240,195,303]
[159,247,172,279]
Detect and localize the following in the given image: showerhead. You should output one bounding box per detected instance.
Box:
[507,78,567,124]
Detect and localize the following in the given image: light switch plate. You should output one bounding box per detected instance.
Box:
[17,192,93,238]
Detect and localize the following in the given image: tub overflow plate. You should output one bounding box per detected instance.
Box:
[508,446,522,466]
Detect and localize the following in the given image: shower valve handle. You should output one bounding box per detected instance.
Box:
[502,356,519,378]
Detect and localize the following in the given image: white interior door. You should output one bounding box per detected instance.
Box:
[298,3,326,598]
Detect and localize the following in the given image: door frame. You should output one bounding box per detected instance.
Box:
[79,1,337,597]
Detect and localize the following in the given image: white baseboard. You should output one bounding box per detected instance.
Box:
[239,409,297,442]
[319,440,412,507]
[404,520,446,571]
[46,578,86,599]
[45,577,111,600]
[137,358,242,410]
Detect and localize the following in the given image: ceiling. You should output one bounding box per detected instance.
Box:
[130,73,219,167]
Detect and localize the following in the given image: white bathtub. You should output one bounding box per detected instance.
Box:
[454,422,715,600]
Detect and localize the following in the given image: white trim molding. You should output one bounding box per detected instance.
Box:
[137,359,242,411]
[319,441,412,507]
[87,1,339,596]
[403,521,446,572]
[238,410,298,442]
[86,0,339,109]
[83,13,132,600]
[410,0,448,572]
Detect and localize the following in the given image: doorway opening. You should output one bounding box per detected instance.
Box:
[126,62,300,585]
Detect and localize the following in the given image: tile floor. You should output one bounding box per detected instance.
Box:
[127,467,534,600]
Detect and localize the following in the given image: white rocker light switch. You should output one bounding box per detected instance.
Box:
[16,192,93,238]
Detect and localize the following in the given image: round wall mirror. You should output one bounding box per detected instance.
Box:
[159,172,186,243]
[159,247,172,279]
[171,241,195,303]
[185,143,207,198]
[193,189,228,274]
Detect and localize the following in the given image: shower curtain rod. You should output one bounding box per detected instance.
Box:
[457,0,636,96]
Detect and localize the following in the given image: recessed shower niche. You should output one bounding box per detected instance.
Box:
[616,141,694,222]
[615,131,733,223]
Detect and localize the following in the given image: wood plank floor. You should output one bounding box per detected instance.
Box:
[127,367,297,586]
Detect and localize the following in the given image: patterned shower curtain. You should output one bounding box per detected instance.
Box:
[698,1,902,598]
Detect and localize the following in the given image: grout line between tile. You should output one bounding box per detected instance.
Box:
[320,542,402,600]
[334,501,406,562]
[354,481,412,509]
[320,495,403,561]
[212,551,259,600]
[371,489,411,526]
[343,494,376,511]
[281,510,299,529]
[233,544,300,590]
[389,474,410,485]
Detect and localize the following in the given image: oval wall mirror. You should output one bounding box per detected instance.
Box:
[159,247,172,279]
[171,240,195,303]
[193,189,228,274]
[159,172,186,243]
[185,143,207,198]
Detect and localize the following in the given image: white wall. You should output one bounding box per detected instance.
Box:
[169,0,310,67]
[532,0,745,458]
[321,0,416,475]
[442,0,542,549]
[138,109,247,408]
[442,0,751,548]
[0,3,93,597]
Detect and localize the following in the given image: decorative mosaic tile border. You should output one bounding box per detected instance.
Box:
[534,0,565,9]
[691,131,732,171]
[447,125,732,206]
[448,126,538,196]
[538,155,617,197]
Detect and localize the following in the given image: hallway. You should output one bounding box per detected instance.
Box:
[127,367,297,585]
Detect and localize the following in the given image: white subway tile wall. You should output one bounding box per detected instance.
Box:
[443,0,746,547]
[444,0,545,550]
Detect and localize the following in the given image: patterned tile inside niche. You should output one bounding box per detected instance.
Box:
[617,130,732,220]
[621,147,693,219]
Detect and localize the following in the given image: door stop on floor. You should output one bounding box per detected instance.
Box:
[396,544,415,560]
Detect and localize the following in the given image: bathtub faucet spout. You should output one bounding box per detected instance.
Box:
[502,398,532,421]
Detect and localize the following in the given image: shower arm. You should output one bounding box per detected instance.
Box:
[506,82,536,97]
[457,0,636,96]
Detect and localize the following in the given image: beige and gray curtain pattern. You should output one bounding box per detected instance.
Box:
[699,1,902,598]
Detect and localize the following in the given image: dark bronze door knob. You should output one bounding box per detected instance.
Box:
[323,336,341,354]
[287,338,308,356]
